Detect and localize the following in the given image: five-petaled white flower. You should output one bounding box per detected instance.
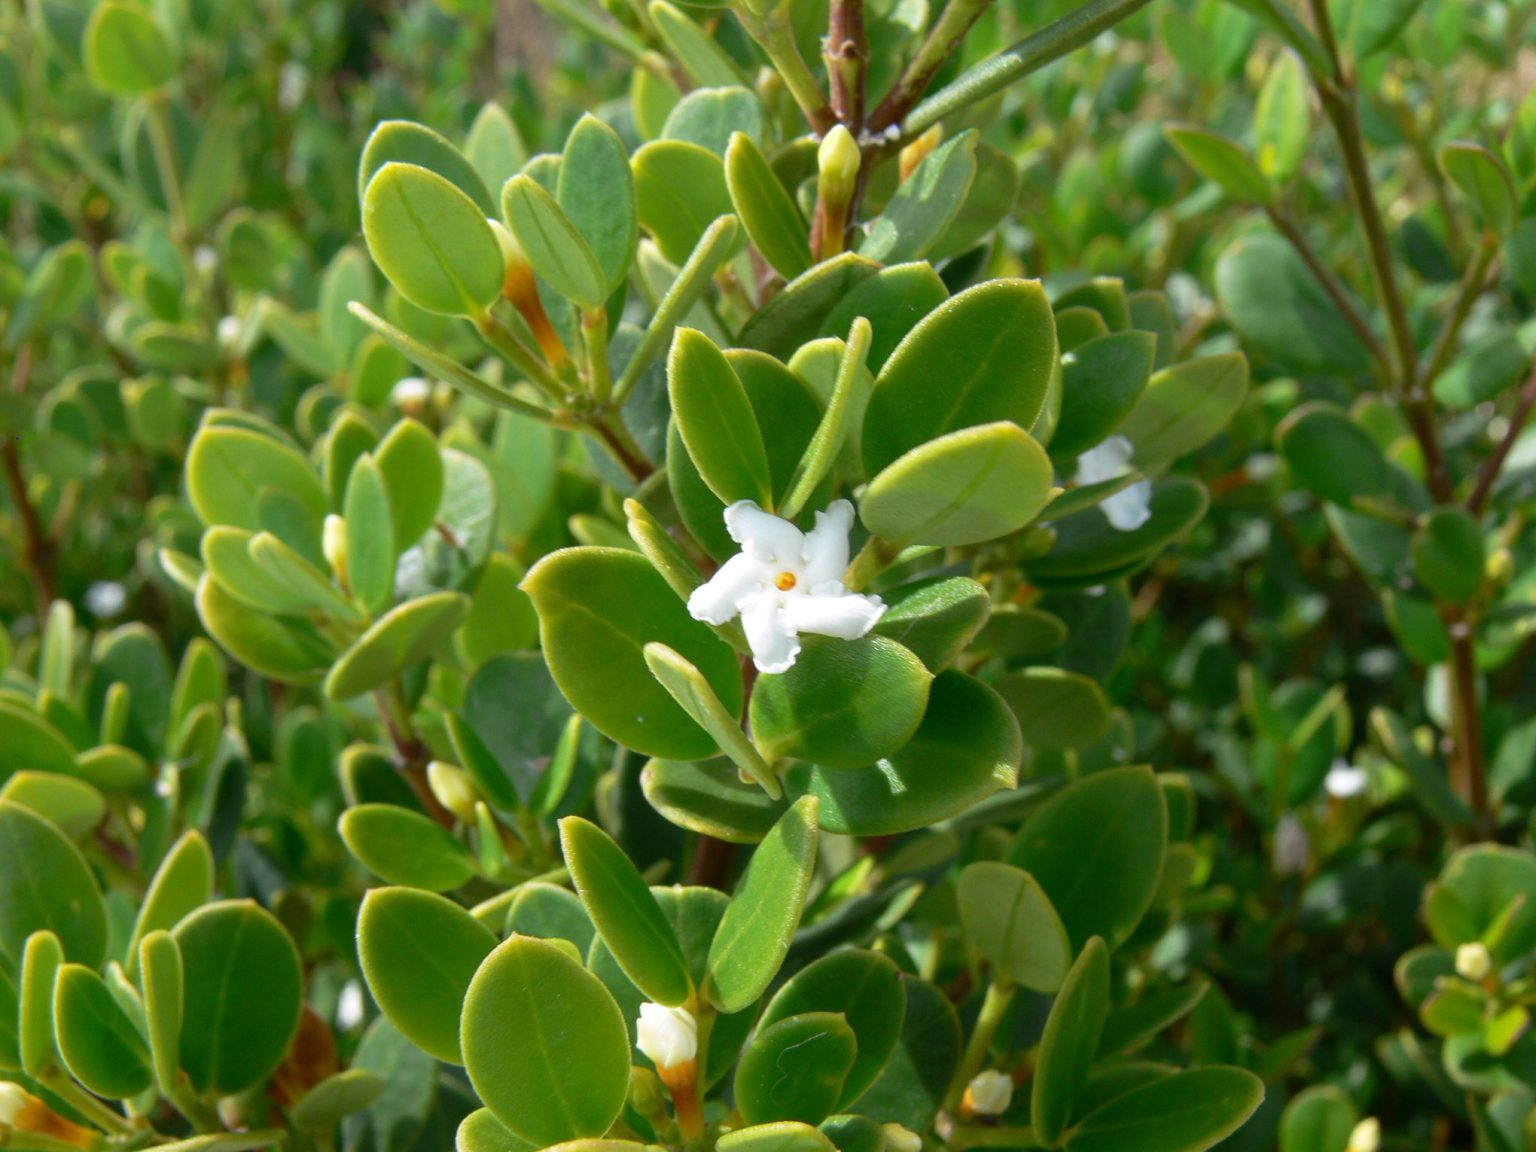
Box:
[635,1003,698,1070]
[687,499,886,674]
[1074,436,1152,532]
[964,1070,1014,1116]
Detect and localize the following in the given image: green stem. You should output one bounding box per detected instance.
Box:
[476,312,569,405]
[738,5,836,134]
[947,979,1016,1113]
[1422,232,1500,389]
[867,0,994,133]
[589,409,655,484]
[1264,205,1389,374]
[780,317,871,520]
[582,307,613,403]
[843,534,903,591]
[144,93,188,236]
[38,1072,136,1137]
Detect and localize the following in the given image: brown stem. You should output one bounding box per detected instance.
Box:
[1444,608,1490,836]
[688,833,737,890]
[3,347,55,618]
[591,412,655,484]
[1264,205,1389,372]
[375,688,456,828]
[866,0,990,133]
[825,0,869,129]
[1468,368,1536,516]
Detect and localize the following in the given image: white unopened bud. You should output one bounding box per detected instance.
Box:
[335,980,365,1031]
[1456,941,1493,982]
[964,1070,1013,1116]
[0,1083,26,1127]
[85,580,127,619]
[217,315,242,351]
[635,1003,697,1070]
[1347,1117,1380,1152]
[391,376,432,410]
[323,514,347,580]
[882,1124,922,1152]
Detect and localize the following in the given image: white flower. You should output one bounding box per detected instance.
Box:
[1074,436,1151,532]
[636,1003,697,1070]
[1272,812,1309,876]
[882,1125,922,1152]
[687,500,886,674]
[85,581,127,619]
[1456,941,1493,982]
[391,377,433,408]
[0,1083,26,1127]
[1347,1117,1380,1152]
[964,1070,1013,1116]
[1324,759,1369,799]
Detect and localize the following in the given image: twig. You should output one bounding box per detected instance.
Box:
[825,0,869,129]
[1422,232,1500,390]
[2,347,55,617]
[1468,368,1536,516]
[1264,205,1390,372]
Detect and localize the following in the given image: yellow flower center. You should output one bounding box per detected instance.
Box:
[775,571,798,591]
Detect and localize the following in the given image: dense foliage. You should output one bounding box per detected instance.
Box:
[1,0,1535,1151]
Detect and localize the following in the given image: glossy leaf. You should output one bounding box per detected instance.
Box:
[1064,1067,1265,1152]
[0,800,106,968]
[669,327,773,507]
[958,862,1072,993]
[54,963,154,1098]
[1033,937,1111,1144]
[341,804,477,891]
[736,1012,858,1125]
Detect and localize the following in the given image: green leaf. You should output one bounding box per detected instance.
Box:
[522,547,742,760]
[84,1,175,93]
[503,174,608,310]
[855,975,961,1131]
[717,1123,837,1152]
[194,574,333,683]
[466,104,529,199]
[375,417,445,549]
[1033,937,1111,1145]
[633,140,737,265]
[0,772,104,837]
[665,87,765,154]
[1051,332,1157,458]
[341,804,478,891]
[461,936,631,1146]
[0,701,78,782]
[138,930,182,1096]
[1165,124,1273,203]
[292,1070,386,1129]
[736,1012,858,1125]
[863,280,1057,475]
[19,930,63,1076]
[958,862,1072,993]
[1024,477,1210,586]
[859,133,979,265]
[726,132,812,279]
[669,327,774,507]
[54,963,153,1098]
[1254,53,1310,183]
[0,800,106,968]
[649,0,743,86]
[1439,141,1519,238]
[363,162,505,316]
[1276,402,1399,508]
[128,829,213,973]
[862,422,1056,546]
[996,667,1113,750]
[1412,506,1484,604]
[458,1109,537,1152]
[346,454,397,614]
[1506,87,1536,194]
[559,815,692,1005]
[749,636,932,769]
[642,757,788,844]
[1115,353,1248,470]
[742,255,881,360]
[1216,233,1372,375]
[871,578,991,672]
[186,420,327,534]
[505,882,595,952]
[757,949,906,1109]
[360,120,498,216]
[645,644,779,796]
[325,591,470,701]
[1009,766,1167,950]
[787,671,1021,836]
[706,795,820,1013]
[357,887,498,1062]
[1279,1086,1357,1152]
[1064,1067,1265,1152]
[558,114,637,294]
[175,900,303,1095]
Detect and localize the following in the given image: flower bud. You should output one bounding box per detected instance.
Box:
[817,124,862,207]
[1347,1117,1380,1152]
[963,1069,1013,1117]
[882,1124,923,1152]
[635,1002,697,1070]
[217,314,242,352]
[194,245,218,278]
[0,1082,96,1148]
[322,514,348,583]
[1456,941,1493,982]
[488,217,567,365]
[391,376,433,413]
[427,761,479,823]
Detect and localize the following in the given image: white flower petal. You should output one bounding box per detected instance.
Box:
[687,552,768,625]
[1101,478,1152,531]
[801,498,855,585]
[724,500,804,564]
[741,591,800,673]
[636,1003,698,1069]
[782,591,885,641]
[1074,435,1136,486]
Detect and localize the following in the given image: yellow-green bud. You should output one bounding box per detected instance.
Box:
[817,124,862,205]
[1456,941,1493,982]
[1347,1117,1380,1152]
[427,761,479,823]
[322,514,347,583]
